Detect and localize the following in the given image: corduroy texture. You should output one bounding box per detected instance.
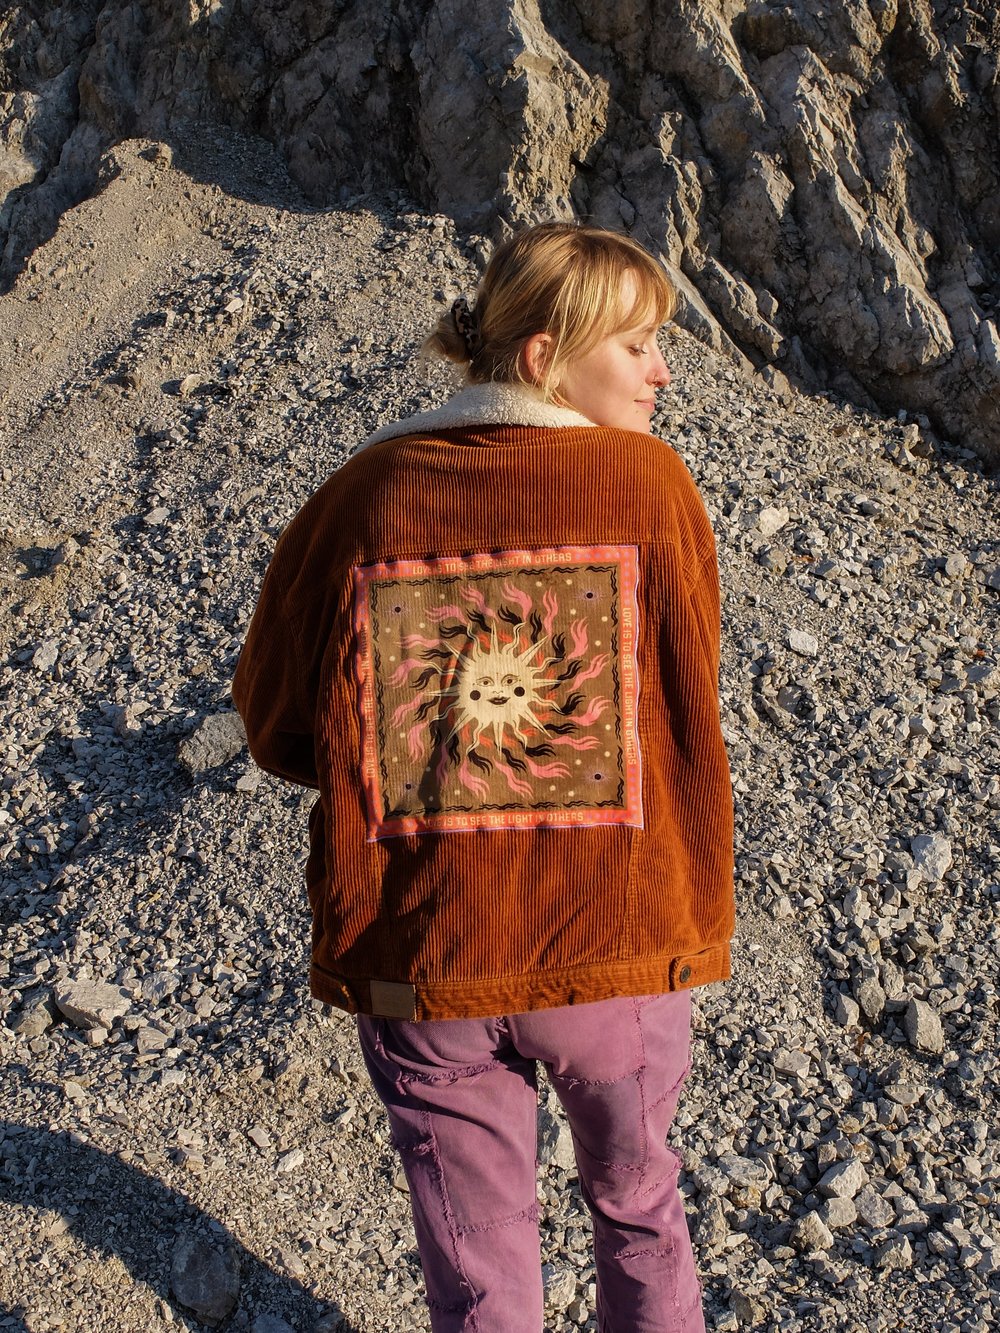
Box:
[232,422,735,1020]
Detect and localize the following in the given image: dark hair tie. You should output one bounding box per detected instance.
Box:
[451,297,481,358]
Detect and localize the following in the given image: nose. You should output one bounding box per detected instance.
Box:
[649,344,670,388]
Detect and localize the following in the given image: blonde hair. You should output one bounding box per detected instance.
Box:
[424,222,676,397]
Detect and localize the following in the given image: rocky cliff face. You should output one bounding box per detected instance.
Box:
[2,0,998,460]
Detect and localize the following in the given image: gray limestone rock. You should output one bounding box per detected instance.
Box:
[819,1197,857,1230]
[314,1317,345,1333]
[8,990,59,1037]
[177,711,248,775]
[53,980,130,1031]
[758,505,790,538]
[694,1195,729,1252]
[834,992,861,1027]
[876,1235,914,1271]
[852,974,887,1025]
[773,1049,811,1080]
[141,970,182,1004]
[818,1157,868,1201]
[910,833,954,882]
[904,998,945,1055]
[541,1262,576,1310]
[787,628,819,657]
[538,1105,576,1172]
[855,1185,896,1231]
[250,1317,297,1333]
[791,1210,834,1252]
[169,1233,240,1326]
[31,639,58,671]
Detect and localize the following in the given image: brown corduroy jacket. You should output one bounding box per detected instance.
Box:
[232,385,734,1020]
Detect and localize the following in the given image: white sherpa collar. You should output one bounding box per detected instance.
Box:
[357,382,597,451]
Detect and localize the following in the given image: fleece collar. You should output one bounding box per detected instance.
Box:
[358,382,597,451]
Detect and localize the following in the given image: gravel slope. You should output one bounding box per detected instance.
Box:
[1,128,997,1333]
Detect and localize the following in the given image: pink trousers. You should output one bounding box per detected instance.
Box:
[356,990,704,1332]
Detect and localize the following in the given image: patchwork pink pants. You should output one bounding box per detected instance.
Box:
[356,990,704,1332]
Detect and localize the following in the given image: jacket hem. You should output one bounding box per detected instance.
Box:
[309,943,731,1021]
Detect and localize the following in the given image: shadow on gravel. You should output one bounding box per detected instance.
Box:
[0,1119,358,1332]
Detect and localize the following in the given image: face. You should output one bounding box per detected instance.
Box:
[552,275,671,433]
[454,636,549,748]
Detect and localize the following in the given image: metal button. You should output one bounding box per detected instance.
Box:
[678,965,692,984]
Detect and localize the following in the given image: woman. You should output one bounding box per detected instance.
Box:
[233,222,734,1332]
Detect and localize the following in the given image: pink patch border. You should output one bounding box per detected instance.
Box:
[353,545,642,840]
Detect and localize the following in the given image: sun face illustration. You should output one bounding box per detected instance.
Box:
[355,549,643,834]
[450,628,555,748]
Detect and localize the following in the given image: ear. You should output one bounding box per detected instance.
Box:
[522,332,554,386]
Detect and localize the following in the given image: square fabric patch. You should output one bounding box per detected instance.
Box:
[353,546,642,839]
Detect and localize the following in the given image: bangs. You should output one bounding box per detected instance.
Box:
[618,257,676,330]
[555,244,676,367]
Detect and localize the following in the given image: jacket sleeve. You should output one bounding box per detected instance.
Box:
[688,549,722,684]
[231,555,319,790]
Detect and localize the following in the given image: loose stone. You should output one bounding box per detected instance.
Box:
[177,711,248,774]
[53,980,130,1030]
[910,833,953,882]
[818,1157,868,1201]
[169,1233,240,1325]
[904,999,945,1054]
[791,1210,835,1252]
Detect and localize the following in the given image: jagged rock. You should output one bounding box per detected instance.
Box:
[177,711,247,775]
[819,1197,857,1230]
[818,1157,868,1201]
[904,998,945,1055]
[169,1233,240,1326]
[791,1210,834,1252]
[537,1104,576,1171]
[758,504,789,538]
[250,1317,297,1333]
[772,1048,811,1081]
[788,629,818,657]
[141,970,181,1004]
[314,1317,346,1333]
[694,1195,729,1252]
[53,979,130,1030]
[852,974,886,1025]
[31,639,58,671]
[910,833,953,882]
[1,1,997,461]
[855,1186,896,1230]
[7,990,59,1037]
[876,1235,914,1271]
[541,1262,576,1310]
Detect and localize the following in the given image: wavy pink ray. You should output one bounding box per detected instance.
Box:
[458,756,489,797]
[391,697,423,726]
[574,696,610,725]
[494,756,533,797]
[574,653,608,685]
[406,722,426,760]
[570,618,588,657]
[402,633,443,649]
[548,734,599,751]
[542,588,559,635]
[428,604,466,621]
[502,580,532,619]
[523,755,571,779]
[462,584,488,614]
[390,657,430,685]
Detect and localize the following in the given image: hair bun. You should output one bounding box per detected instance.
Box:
[451,297,482,358]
